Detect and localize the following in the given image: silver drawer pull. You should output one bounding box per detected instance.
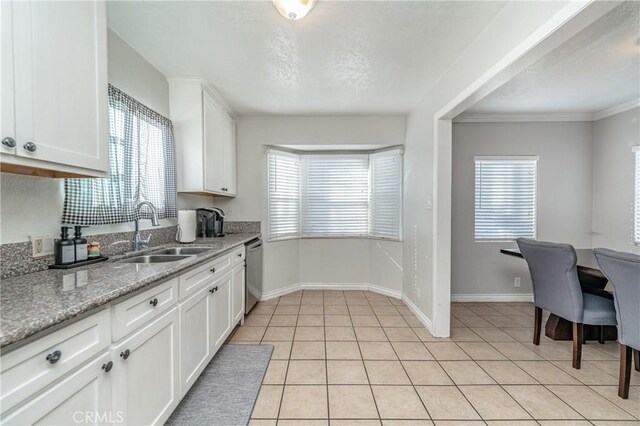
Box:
[23,142,37,152]
[46,350,62,364]
[2,137,16,148]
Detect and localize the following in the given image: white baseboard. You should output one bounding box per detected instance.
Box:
[451,293,533,302]
[401,295,434,336]
[261,282,402,301]
[260,283,300,300]
[300,282,368,291]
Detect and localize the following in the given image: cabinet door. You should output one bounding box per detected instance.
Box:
[203,90,224,193]
[179,285,212,398]
[210,271,232,353]
[1,1,16,156]
[232,264,245,326]
[111,308,179,426]
[1,352,112,425]
[10,0,108,173]
[222,112,237,195]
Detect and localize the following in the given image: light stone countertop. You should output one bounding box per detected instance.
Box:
[0,233,260,350]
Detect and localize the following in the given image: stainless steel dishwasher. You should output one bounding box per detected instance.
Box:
[245,238,263,314]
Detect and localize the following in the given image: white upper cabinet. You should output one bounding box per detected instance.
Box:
[170,79,237,197]
[1,0,108,177]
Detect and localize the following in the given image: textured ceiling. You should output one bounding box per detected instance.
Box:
[466,1,640,115]
[107,1,506,115]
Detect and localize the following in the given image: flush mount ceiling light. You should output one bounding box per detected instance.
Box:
[273,0,316,20]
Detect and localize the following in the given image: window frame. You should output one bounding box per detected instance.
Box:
[266,148,403,242]
[474,155,539,243]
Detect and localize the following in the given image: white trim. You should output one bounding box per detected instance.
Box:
[367,284,402,300]
[401,295,435,337]
[454,112,594,123]
[473,155,539,161]
[430,0,619,340]
[451,293,534,303]
[260,283,300,301]
[593,98,640,121]
[260,282,402,301]
[453,99,640,123]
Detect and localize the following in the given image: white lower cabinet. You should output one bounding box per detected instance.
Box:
[210,271,232,353]
[111,308,179,426]
[1,352,112,425]
[0,246,248,425]
[178,285,212,397]
[232,263,246,326]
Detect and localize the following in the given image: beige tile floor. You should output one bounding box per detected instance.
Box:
[227,290,640,425]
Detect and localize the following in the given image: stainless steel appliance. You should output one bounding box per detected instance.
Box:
[245,238,263,314]
[195,207,225,237]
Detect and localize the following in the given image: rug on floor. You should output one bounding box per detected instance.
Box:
[166,344,273,426]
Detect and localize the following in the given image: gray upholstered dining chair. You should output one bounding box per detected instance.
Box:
[516,239,617,369]
[593,248,640,399]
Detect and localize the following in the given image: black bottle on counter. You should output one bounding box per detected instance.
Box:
[73,226,88,263]
[55,226,75,265]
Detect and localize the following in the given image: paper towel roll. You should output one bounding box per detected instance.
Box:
[177,210,196,243]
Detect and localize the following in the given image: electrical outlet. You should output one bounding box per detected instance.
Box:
[32,235,55,257]
[514,277,521,288]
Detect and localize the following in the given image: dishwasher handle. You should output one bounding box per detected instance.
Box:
[247,240,262,251]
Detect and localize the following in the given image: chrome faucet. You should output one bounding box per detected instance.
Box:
[133,201,160,251]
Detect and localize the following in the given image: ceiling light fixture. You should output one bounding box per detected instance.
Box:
[272,0,316,21]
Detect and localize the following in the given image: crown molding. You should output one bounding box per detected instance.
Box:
[593,98,640,121]
[453,112,594,123]
[454,98,640,123]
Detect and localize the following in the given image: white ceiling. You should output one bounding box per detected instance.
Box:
[465,1,640,116]
[107,1,506,116]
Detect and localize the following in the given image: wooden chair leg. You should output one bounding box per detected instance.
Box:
[619,344,632,399]
[533,306,542,345]
[634,349,640,372]
[572,322,583,369]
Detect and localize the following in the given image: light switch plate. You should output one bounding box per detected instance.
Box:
[32,235,55,257]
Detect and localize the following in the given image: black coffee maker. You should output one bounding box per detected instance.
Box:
[196,208,225,237]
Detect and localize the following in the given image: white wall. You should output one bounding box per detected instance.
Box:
[231,116,405,295]
[592,107,640,253]
[403,1,575,333]
[0,29,215,244]
[451,121,594,298]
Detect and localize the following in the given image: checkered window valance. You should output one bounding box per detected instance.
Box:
[62,85,178,225]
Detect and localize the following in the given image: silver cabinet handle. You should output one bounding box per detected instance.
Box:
[23,142,37,152]
[2,137,16,148]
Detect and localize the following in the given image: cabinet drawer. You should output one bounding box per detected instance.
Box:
[0,309,110,413]
[112,278,178,341]
[179,255,231,301]
[231,246,245,266]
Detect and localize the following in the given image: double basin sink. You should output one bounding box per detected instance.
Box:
[118,247,211,264]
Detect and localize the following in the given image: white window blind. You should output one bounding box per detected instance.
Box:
[634,147,640,245]
[302,155,370,237]
[475,156,537,241]
[267,150,301,241]
[369,149,403,239]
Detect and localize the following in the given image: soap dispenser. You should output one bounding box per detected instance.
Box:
[55,226,75,265]
[73,226,88,263]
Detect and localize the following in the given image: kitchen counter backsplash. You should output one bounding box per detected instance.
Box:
[0,221,260,280]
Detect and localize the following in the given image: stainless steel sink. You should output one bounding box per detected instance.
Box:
[118,255,193,264]
[152,247,211,256]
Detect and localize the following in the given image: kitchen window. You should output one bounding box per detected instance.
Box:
[62,85,177,225]
[474,156,538,241]
[267,148,403,241]
[634,146,640,245]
